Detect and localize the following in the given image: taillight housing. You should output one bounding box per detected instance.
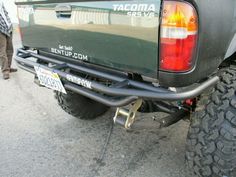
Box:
[160,1,198,72]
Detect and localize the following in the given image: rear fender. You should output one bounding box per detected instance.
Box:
[225,33,236,59]
[225,1,236,59]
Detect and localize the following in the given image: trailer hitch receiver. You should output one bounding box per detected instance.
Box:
[113,99,142,129]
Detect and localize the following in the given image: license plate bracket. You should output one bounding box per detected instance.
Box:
[34,66,67,94]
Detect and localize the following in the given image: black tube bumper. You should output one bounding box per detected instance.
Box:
[15,48,219,107]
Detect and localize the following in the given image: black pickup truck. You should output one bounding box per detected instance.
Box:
[15,0,236,176]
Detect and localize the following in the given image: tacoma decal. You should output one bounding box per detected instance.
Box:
[113,4,156,18]
[66,74,92,89]
[51,45,88,61]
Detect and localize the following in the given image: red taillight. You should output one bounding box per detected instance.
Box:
[160,1,198,72]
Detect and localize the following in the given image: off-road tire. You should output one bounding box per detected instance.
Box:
[186,66,236,177]
[55,91,109,119]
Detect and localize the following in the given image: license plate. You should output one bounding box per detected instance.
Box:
[34,66,67,94]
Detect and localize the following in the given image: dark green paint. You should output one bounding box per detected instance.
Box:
[16,0,161,77]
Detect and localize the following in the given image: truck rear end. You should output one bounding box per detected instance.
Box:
[15,0,220,107]
[15,0,220,114]
[15,1,236,176]
[16,0,201,82]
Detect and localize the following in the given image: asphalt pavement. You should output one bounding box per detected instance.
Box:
[0,33,196,177]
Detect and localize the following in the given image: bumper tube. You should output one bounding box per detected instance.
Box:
[15,48,220,107]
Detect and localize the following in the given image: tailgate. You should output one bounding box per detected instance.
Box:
[16,0,161,78]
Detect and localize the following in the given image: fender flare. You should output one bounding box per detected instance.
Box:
[225,33,236,59]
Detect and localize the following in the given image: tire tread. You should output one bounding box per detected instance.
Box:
[186,66,236,177]
[55,91,108,119]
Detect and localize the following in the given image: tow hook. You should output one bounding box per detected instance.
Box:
[113,99,142,129]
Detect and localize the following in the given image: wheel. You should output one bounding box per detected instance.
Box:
[55,91,109,119]
[186,66,236,177]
